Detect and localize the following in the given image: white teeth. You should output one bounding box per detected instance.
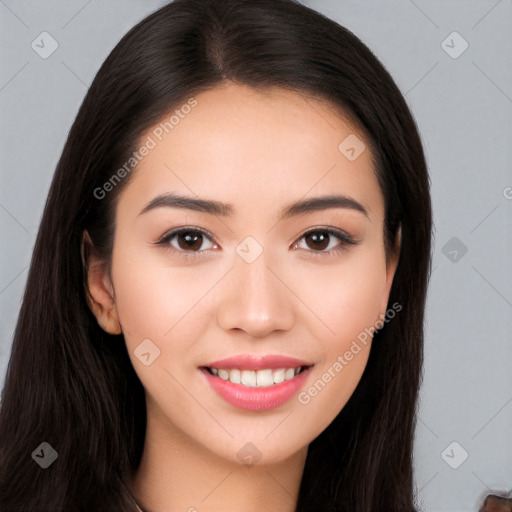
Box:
[208,366,305,387]
[241,370,257,386]
[273,368,285,384]
[229,368,241,384]
[284,368,295,380]
[256,369,273,387]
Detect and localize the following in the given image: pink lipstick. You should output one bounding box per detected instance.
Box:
[200,355,313,411]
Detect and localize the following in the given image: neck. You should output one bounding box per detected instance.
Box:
[128,406,307,512]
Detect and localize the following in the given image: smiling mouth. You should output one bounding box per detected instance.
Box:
[201,365,312,388]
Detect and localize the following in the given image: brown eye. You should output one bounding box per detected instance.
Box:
[158,228,217,253]
[176,231,204,251]
[304,231,330,251]
[294,228,357,256]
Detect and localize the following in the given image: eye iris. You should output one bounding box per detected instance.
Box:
[306,231,330,251]
[178,231,203,251]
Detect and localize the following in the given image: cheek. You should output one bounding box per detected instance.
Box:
[329,259,385,342]
[290,246,387,347]
[110,248,218,353]
[290,246,387,419]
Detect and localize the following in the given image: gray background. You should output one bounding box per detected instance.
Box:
[1,1,511,511]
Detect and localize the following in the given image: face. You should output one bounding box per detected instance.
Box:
[86,82,399,466]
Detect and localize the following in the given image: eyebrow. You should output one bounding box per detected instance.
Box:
[138,192,369,219]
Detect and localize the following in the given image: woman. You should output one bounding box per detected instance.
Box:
[0,0,432,510]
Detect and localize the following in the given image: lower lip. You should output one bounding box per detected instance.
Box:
[200,367,312,411]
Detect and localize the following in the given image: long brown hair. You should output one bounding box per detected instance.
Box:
[0,1,432,510]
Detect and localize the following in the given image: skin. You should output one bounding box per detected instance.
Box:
[85,82,400,512]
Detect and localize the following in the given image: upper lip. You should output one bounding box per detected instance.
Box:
[203,355,313,370]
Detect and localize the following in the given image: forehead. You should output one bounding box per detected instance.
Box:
[119,82,383,221]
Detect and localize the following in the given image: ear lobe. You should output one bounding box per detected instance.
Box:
[81,231,122,335]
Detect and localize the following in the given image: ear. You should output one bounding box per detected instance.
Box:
[378,225,401,317]
[81,230,122,335]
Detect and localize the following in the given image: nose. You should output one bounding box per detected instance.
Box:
[216,250,296,338]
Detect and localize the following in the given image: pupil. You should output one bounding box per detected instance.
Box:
[307,232,329,251]
[179,231,202,251]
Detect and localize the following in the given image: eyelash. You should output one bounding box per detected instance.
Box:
[154,226,357,260]
[293,227,357,258]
